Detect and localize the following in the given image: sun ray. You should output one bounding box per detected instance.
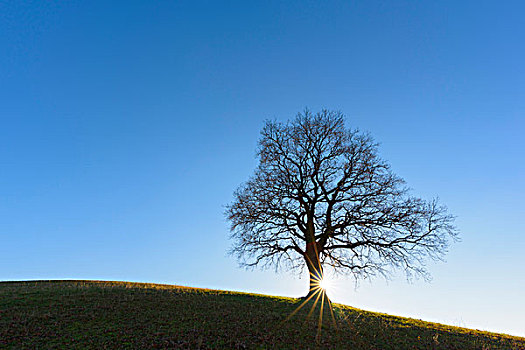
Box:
[326,296,338,329]
[305,287,323,322]
[316,289,326,340]
[281,288,321,324]
[280,271,341,344]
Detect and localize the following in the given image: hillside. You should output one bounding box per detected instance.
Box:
[1,280,523,349]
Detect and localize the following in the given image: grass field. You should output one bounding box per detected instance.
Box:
[1,280,523,349]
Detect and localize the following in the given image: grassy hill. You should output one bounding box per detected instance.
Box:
[1,280,523,349]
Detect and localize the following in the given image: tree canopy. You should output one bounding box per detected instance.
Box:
[226,109,458,293]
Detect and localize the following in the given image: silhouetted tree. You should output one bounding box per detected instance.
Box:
[226,109,458,297]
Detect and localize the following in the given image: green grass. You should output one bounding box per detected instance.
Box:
[1,280,523,349]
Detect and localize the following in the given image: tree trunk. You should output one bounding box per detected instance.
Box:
[305,242,323,298]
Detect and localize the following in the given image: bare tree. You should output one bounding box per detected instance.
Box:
[226,109,458,297]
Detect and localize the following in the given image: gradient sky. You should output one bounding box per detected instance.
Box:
[1,0,524,337]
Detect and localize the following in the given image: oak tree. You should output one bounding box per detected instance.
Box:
[226,110,458,297]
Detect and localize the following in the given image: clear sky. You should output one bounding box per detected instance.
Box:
[1,0,524,337]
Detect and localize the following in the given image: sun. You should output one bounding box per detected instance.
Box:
[282,274,339,336]
[319,277,331,292]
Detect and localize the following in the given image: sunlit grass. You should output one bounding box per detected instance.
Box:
[1,280,523,349]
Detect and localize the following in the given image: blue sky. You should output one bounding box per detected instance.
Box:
[1,0,524,337]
